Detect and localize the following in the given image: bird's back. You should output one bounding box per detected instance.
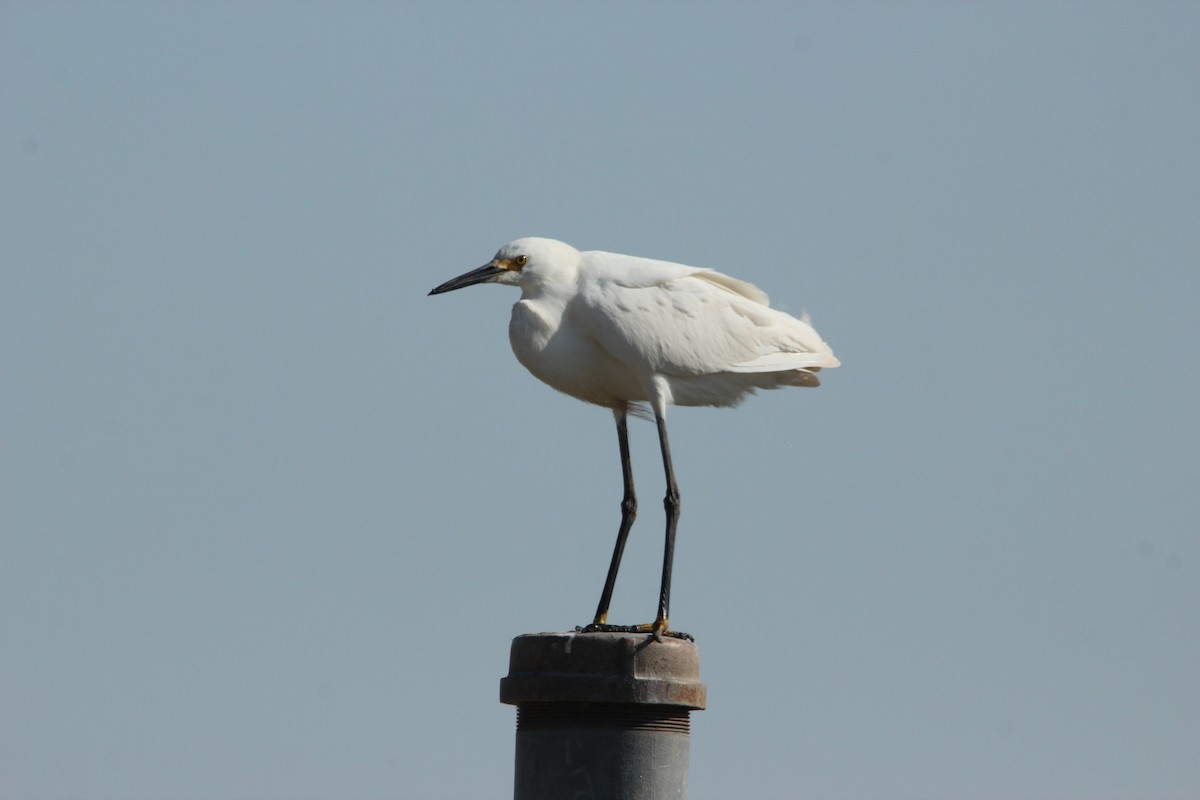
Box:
[575,250,839,408]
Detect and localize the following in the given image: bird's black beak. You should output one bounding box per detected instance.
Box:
[428,263,505,296]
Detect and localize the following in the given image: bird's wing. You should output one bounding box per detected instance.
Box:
[577,253,838,378]
[593,251,772,306]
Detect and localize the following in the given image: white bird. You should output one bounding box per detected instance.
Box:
[429,237,839,637]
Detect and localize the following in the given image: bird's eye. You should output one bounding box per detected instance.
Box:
[514,255,528,267]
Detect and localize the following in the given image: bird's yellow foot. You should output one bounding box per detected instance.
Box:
[632,619,668,642]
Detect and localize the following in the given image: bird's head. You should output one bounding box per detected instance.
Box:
[428,237,581,296]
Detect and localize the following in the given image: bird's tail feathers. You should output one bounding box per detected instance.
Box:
[726,351,840,373]
[783,369,821,388]
[744,368,822,389]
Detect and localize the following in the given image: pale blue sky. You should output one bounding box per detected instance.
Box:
[3,2,1198,799]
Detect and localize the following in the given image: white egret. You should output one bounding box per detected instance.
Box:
[429,238,839,638]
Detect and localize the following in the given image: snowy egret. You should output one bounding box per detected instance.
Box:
[429,238,839,637]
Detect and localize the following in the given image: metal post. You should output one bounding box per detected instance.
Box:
[500,631,706,800]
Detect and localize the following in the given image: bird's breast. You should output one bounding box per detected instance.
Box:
[508,299,556,365]
[508,299,644,407]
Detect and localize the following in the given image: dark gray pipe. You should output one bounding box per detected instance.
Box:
[500,631,706,800]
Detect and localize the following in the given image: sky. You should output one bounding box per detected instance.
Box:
[2,2,1198,798]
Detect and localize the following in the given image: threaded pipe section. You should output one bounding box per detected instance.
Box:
[516,701,691,734]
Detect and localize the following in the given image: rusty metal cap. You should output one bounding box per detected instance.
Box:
[499,631,706,710]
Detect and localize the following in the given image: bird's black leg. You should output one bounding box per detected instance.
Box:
[592,409,637,625]
[652,410,680,639]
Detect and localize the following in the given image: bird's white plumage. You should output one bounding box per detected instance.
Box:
[490,237,839,413]
[428,236,840,632]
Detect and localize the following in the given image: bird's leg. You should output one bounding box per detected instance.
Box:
[651,410,680,639]
[610,411,680,641]
[592,409,637,626]
[577,406,690,641]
